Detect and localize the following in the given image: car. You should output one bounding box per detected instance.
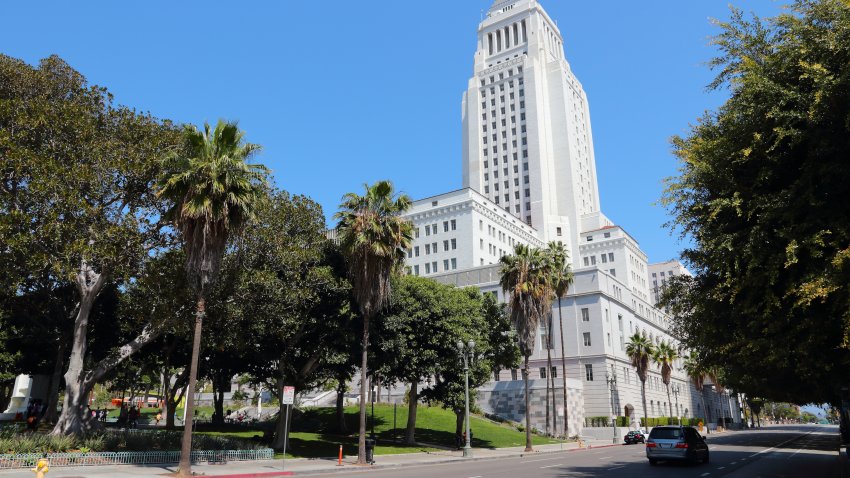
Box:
[624,430,646,444]
[645,425,709,466]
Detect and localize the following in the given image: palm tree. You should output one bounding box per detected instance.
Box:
[653,341,678,419]
[157,119,268,477]
[683,354,710,429]
[334,180,413,464]
[500,244,552,452]
[626,332,655,429]
[546,241,573,437]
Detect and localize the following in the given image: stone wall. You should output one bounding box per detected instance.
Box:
[476,378,584,437]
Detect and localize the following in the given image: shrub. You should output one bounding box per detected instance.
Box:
[0,430,262,454]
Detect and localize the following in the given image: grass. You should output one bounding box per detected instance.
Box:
[201,404,562,458]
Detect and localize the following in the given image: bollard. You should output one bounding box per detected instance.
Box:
[31,457,49,478]
[338,445,343,466]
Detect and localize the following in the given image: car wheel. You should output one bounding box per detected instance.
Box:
[648,458,657,466]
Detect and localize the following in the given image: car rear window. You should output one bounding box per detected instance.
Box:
[649,428,682,440]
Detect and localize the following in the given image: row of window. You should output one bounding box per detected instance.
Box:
[583,252,615,267]
[419,219,457,237]
[408,238,458,258]
[486,20,528,56]
[585,231,612,242]
[408,258,459,276]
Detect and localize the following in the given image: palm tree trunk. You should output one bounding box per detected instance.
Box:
[640,379,648,430]
[523,356,533,452]
[557,298,569,437]
[666,385,673,421]
[357,316,369,464]
[177,296,205,477]
[545,348,551,436]
[547,312,555,436]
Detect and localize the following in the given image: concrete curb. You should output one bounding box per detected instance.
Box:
[207,473,295,478]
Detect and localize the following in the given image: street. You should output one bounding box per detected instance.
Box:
[309,425,846,478]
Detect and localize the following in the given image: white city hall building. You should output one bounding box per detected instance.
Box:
[398,0,741,436]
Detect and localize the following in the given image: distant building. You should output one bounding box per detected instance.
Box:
[648,260,693,308]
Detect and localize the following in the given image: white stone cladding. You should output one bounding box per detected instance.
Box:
[648,260,693,307]
[402,188,543,277]
[462,0,601,269]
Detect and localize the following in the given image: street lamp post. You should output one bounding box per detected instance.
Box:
[458,340,475,458]
[605,370,617,444]
[672,384,681,425]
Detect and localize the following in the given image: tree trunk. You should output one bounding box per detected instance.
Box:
[212,374,225,426]
[666,384,673,420]
[547,312,555,436]
[640,378,648,430]
[375,375,381,403]
[523,356,532,452]
[357,316,369,464]
[52,286,100,436]
[336,376,348,434]
[271,362,287,449]
[177,296,205,477]
[44,341,66,424]
[455,409,464,443]
[545,312,552,436]
[404,381,418,445]
[557,297,569,438]
[719,393,727,430]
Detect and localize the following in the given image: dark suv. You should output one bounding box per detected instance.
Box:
[645,425,709,465]
[624,430,645,444]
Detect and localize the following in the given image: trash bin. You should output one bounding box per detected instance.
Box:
[365,438,376,464]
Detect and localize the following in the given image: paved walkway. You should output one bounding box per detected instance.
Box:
[0,439,622,477]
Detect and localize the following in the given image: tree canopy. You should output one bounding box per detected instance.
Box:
[661,0,850,404]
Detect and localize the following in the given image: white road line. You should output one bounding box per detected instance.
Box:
[597,456,613,460]
[523,457,564,463]
[701,473,711,477]
[539,464,562,469]
[609,465,625,470]
[731,461,738,464]
[718,466,726,469]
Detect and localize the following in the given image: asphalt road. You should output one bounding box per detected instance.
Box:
[309,425,847,478]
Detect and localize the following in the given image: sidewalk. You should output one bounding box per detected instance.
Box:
[0,438,620,477]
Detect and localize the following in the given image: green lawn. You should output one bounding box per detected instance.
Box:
[202,404,562,458]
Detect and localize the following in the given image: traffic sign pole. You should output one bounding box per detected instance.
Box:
[281,386,295,471]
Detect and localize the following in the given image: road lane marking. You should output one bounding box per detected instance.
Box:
[718,466,726,469]
[609,465,625,470]
[701,473,711,477]
[597,456,613,460]
[539,464,562,469]
[523,457,564,463]
[731,462,737,465]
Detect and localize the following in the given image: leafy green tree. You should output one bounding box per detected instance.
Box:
[375,276,492,444]
[653,341,679,418]
[0,54,182,435]
[422,292,521,438]
[224,191,352,450]
[661,0,850,403]
[499,244,552,451]
[334,180,413,464]
[626,332,655,427]
[157,119,268,477]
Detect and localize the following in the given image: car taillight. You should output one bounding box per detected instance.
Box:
[646,442,657,448]
[675,442,689,448]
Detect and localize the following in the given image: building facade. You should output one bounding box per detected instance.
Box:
[462,0,601,267]
[648,259,692,307]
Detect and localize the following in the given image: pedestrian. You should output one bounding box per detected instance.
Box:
[155,412,162,426]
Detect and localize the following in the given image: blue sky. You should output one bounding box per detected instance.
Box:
[2,0,784,262]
